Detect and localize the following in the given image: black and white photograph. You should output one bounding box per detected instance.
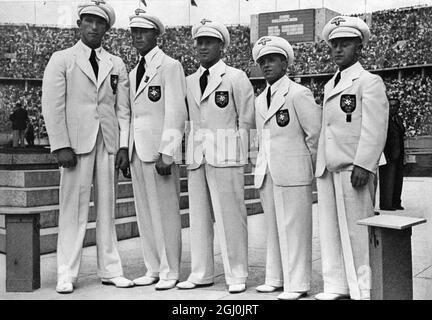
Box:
[0,0,432,308]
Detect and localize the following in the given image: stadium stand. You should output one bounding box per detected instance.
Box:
[0,6,431,139]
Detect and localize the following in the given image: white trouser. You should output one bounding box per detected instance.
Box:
[57,128,123,284]
[317,169,374,300]
[187,164,248,285]
[259,174,312,292]
[130,150,181,280]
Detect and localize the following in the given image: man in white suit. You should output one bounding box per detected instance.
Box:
[127,9,188,290]
[252,36,322,300]
[314,16,389,300]
[42,0,134,293]
[176,19,255,293]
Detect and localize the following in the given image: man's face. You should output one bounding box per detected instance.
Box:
[195,36,223,68]
[329,37,362,71]
[257,53,288,85]
[131,27,158,55]
[389,99,400,116]
[77,14,109,48]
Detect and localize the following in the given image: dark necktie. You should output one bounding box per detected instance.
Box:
[89,49,98,79]
[266,86,271,109]
[200,69,209,95]
[334,72,341,87]
[136,57,146,91]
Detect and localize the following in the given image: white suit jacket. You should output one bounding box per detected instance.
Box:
[315,62,389,177]
[185,60,255,169]
[42,40,130,154]
[254,76,322,189]
[128,47,187,162]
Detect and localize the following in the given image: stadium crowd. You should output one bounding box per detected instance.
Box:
[384,74,432,137]
[0,6,431,139]
[2,6,431,78]
[0,84,45,137]
[0,24,253,78]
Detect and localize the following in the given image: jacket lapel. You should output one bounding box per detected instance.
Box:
[325,63,364,103]
[257,91,268,120]
[190,71,201,106]
[97,49,113,90]
[135,50,164,100]
[130,65,138,97]
[74,43,98,87]
[264,77,290,123]
[323,81,332,103]
[201,61,225,102]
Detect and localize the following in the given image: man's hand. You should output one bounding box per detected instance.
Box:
[54,148,77,168]
[155,153,173,176]
[351,165,371,189]
[115,148,129,171]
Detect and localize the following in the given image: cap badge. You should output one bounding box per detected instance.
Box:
[258,37,271,46]
[331,17,346,26]
[91,0,105,5]
[135,8,146,15]
[200,18,212,25]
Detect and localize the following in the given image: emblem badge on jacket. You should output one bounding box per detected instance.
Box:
[340,94,356,122]
[148,86,162,102]
[110,74,119,94]
[215,91,229,108]
[276,109,290,127]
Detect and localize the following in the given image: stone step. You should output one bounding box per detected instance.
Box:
[0,189,261,229]
[0,185,61,207]
[0,182,133,207]
[0,170,253,207]
[0,151,58,170]
[0,169,132,187]
[0,169,60,188]
[0,169,256,190]
[0,180,258,208]
[0,198,264,254]
[0,164,255,187]
[0,186,259,224]
[0,188,319,231]
[0,148,256,171]
[0,198,137,229]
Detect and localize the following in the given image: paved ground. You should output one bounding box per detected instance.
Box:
[1,177,431,300]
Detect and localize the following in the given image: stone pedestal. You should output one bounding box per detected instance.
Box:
[358,214,426,300]
[6,214,40,292]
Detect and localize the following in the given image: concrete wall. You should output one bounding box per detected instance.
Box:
[314,7,340,43]
[250,14,259,44]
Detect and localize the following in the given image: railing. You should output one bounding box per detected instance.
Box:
[249,63,432,81]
